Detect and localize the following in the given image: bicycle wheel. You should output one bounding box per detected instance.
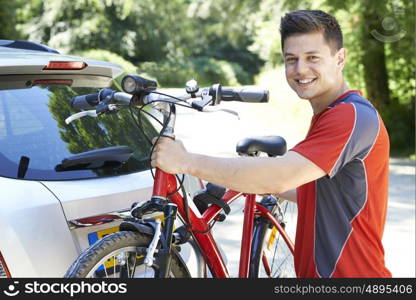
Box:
[65,230,190,278]
[250,199,296,278]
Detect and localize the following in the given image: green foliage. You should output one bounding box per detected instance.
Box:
[380,100,415,156]
[384,1,415,106]
[74,49,155,87]
[76,49,137,74]
[1,0,413,155]
[73,49,250,87]
[47,84,158,175]
[138,57,250,87]
[383,1,415,155]
[0,0,23,39]
[10,0,262,85]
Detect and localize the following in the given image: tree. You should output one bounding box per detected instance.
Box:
[358,1,391,109]
[13,0,263,85]
[0,0,23,39]
[5,0,413,154]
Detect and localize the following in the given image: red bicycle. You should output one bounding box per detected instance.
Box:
[64,75,296,278]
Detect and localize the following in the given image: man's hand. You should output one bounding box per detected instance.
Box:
[151,137,191,174]
[150,137,325,195]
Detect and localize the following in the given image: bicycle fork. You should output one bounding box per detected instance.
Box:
[148,100,180,277]
[144,168,179,278]
[157,203,178,277]
[136,195,178,278]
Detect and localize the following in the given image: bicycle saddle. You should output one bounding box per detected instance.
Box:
[236,136,287,157]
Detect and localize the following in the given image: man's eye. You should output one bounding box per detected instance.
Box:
[308,56,319,61]
[286,57,296,63]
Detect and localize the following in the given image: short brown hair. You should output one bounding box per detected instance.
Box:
[280,10,343,53]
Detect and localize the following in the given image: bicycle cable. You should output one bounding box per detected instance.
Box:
[127,89,217,233]
[148,90,192,104]
[128,91,191,194]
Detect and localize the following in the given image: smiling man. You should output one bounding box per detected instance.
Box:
[151,10,391,278]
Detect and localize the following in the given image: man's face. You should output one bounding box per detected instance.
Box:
[283,31,345,101]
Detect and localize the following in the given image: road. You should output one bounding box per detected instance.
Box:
[172,99,415,278]
[383,158,415,277]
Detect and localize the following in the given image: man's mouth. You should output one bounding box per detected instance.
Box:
[295,78,317,87]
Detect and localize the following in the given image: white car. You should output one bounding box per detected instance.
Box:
[0,40,203,277]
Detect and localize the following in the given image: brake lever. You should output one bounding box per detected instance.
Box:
[202,106,240,119]
[65,110,98,124]
[65,104,119,124]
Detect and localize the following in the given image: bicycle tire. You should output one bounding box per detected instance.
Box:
[65,230,190,278]
[250,199,296,278]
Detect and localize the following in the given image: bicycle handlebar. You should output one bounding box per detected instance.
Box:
[69,84,268,110]
[70,93,100,110]
[219,86,268,103]
[70,88,119,110]
[66,75,269,124]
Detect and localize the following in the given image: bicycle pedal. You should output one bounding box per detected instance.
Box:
[172,226,191,245]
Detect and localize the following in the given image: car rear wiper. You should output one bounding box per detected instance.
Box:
[55,146,133,171]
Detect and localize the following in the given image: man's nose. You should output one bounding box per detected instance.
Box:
[295,59,308,75]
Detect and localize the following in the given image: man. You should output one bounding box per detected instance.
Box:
[151,10,391,278]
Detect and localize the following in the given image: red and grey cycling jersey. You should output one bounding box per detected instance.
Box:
[291,90,391,278]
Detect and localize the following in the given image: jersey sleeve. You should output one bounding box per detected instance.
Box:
[290,102,380,178]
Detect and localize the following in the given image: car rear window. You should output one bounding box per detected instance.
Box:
[0,81,158,180]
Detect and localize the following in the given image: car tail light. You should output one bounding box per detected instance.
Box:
[0,252,11,278]
[43,61,87,70]
[70,214,122,227]
[32,79,73,86]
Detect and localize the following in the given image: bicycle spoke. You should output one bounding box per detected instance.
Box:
[126,252,130,278]
[270,229,281,271]
[272,252,293,278]
[131,252,138,278]
[103,263,109,278]
[68,231,188,279]
[276,247,292,276]
[113,255,116,278]
[258,200,296,278]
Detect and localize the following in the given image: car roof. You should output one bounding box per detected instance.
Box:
[0,40,124,79]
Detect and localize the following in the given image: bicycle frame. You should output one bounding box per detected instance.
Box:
[64,82,293,278]
[153,167,294,278]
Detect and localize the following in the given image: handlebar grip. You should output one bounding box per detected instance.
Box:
[220,86,269,103]
[70,94,99,110]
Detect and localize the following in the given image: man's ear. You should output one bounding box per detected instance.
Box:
[337,48,346,70]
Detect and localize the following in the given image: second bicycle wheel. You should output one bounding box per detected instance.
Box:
[250,198,296,278]
[65,230,190,278]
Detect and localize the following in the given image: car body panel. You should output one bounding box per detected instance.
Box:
[0,42,207,277]
[0,74,113,90]
[0,47,123,78]
[41,171,154,221]
[0,176,77,277]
